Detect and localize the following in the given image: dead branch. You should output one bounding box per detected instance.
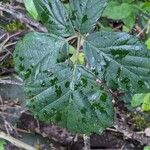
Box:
[19,112,74,145]
[0,79,22,86]
[0,2,47,32]
[114,109,150,145]
[0,130,36,150]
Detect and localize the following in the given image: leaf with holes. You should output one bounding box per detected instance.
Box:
[14,0,150,135]
[32,0,75,37]
[84,32,150,93]
[70,0,107,34]
[14,32,114,134]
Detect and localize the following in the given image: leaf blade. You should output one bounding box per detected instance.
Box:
[23,0,39,20]
[14,32,114,134]
[33,0,74,37]
[84,31,150,93]
[70,0,107,34]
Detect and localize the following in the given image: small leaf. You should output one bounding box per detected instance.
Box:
[146,38,150,50]
[23,0,39,20]
[69,45,75,54]
[70,0,107,34]
[33,0,75,37]
[78,53,85,65]
[84,32,150,93]
[123,25,130,32]
[131,94,146,107]
[0,140,6,150]
[70,52,85,65]
[142,93,150,111]
[144,146,150,150]
[103,2,132,20]
[14,32,114,134]
[103,2,137,29]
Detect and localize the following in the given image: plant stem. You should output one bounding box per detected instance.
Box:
[83,134,90,150]
[70,34,81,91]
[66,35,78,42]
[136,20,150,37]
[0,130,36,150]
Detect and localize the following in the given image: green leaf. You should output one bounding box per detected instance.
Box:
[78,53,85,65]
[84,32,150,93]
[131,93,150,111]
[0,140,6,150]
[123,26,130,33]
[146,38,150,50]
[14,32,69,79]
[69,45,75,55]
[144,146,150,150]
[23,0,39,20]
[141,2,150,13]
[142,93,150,111]
[122,13,136,29]
[103,2,132,20]
[33,0,74,37]
[70,0,107,34]
[103,2,138,29]
[70,52,85,65]
[14,32,114,134]
[131,94,146,107]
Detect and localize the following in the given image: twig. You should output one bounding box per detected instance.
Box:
[0,130,36,150]
[19,112,74,145]
[83,135,90,150]
[66,35,78,42]
[136,20,150,37]
[4,42,17,48]
[0,96,19,137]
[114,109,150,145]
[0,2,47,32]
[0,79,22,86]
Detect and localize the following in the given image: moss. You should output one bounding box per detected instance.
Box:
[5,20,25,32]
[132,114,150,131]
[2,56,14,68]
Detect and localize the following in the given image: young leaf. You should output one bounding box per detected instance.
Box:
[33,0,75,37]
[0,140,6,150]
[144,146,150,150]
[23,0,39,20]
[84,32,150,93]
[14,32,114,134]
[103,2,132,20]
[142,93,150,111]
[146,38,150,50]
[14,32,69,79]
[131,93,150,111]
[103,1,139,29]
[70,0,107,34]
[131,94,146,107]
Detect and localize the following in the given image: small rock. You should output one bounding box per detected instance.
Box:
[145,128,150,137]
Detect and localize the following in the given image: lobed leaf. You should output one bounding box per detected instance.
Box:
[84,31,150,93]
[33,0,75,37]
[69,0,107,34]
[14,32,114,134]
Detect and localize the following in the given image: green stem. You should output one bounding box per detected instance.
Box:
[70,34,82,91]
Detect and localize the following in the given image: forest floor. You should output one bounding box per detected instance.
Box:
[0,0,150,150]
